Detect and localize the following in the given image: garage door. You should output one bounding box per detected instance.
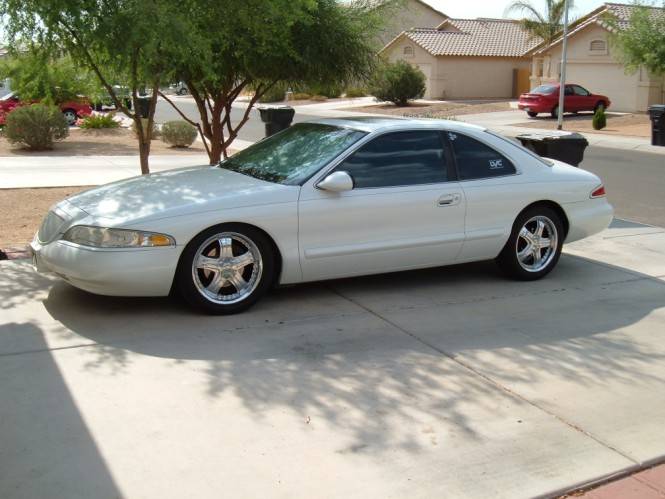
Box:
[566,62,636,112]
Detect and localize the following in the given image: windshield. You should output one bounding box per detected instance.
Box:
[220,123,367,185]
[531,85,557,95]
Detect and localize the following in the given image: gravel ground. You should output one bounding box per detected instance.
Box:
[512,112,650,137]
[350,100,513,118]
[0,128,207,156]
[0,187,90,249]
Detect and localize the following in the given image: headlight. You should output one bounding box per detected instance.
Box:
[62,226,175,248]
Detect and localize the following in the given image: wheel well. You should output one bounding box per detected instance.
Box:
[519,201,569,237]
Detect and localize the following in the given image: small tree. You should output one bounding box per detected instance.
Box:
[0,0,191,174]
[0,48,97,104]
[611,2,665,76]
[592,107,607,130]
[370,60,426,106]
[159,0,391,164]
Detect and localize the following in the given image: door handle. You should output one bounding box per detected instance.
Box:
[437,193,461,207]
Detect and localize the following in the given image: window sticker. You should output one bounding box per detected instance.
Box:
[448,132,457,141]
[489,159,504,169]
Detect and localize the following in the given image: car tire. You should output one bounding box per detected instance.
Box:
[527,111,538,118]
[550,105,559,119]
[175,224,276,314]
[62,109,78,126]
[496,206,564,281]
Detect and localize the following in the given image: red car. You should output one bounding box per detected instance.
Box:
[0,92,93,126]
[518,83,611,118]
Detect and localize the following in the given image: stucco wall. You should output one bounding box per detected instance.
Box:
[385,37,529,100]
[378,0,447,46]
[534,24,664,112]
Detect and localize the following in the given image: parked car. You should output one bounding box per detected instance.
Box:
[0,92,93,125]
[518,84,611,118]
[92,85,133,111]
[169,82,189,95]
[30,118,613,314]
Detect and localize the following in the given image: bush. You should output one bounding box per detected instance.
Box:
[259,84,287,103]
[345,87,367,98]
[310,95,328,102]
[4,103,69,150]
[79,113,121,129]
[291,92,311,101]
[592,107,607,130]
[370,60,426,107]
[161,120,198,147]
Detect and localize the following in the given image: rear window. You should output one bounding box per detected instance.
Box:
[531,85,557,94]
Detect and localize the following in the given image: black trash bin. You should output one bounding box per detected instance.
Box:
[648,104,665,147]
[135,96,151,118]
[257,105,295,137]
[516,131,589,166]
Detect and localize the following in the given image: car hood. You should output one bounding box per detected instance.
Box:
[63,165,299,225]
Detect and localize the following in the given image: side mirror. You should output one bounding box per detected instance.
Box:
[317,171,354,192]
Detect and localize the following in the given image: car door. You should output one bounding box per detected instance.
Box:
[298,130,466,282]
[445,131,523,262]
[563,84,577,112]
[571,84,593,111]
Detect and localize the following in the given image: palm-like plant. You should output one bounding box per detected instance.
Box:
[506,0,574,44]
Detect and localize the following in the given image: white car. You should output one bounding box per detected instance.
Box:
[31,118,613,314]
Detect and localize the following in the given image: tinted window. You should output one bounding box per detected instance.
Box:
[564,85,574,96]
[573,85,590,96]
[220,123,366,185]
[336,131,447,188]
[447,132,516,180]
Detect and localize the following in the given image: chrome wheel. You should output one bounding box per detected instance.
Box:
[516,215,558,273]
[191,232,263,305]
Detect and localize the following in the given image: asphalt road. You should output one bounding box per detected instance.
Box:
[156,98,665,227]
[580,147,665,228]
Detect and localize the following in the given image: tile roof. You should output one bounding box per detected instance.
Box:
[396,18,541,58]
[604,2,665,30]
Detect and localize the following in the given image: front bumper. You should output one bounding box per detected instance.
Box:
[30,238,181,297]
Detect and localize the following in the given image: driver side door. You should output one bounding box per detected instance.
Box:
[298,130,466,282]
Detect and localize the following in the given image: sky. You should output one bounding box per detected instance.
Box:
[423,0,608,19]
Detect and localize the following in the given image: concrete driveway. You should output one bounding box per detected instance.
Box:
[2,220,665,499]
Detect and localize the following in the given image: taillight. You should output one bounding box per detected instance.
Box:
[590,185,606,198]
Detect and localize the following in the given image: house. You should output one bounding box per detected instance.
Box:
[379,18,540,100]
[376,0,448,47]
[528,2,665,112]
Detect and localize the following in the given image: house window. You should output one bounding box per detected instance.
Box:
[589,39,607,54]
[403,45,414,57]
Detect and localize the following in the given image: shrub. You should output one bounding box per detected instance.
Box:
[345,87,367,98]
[131,119,160,140]
[370,60,426,107]
[310,94,328,102]
[592,107,607,130]
[4,103,69,150]
[291,92,311,101]
[259,84,287,103]
[161,120,198,147]
[79,113,121,129]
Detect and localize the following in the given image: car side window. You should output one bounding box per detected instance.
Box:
[447,132,516,180]
[335,131,448,188]
[564,86,574,96]
[573,85,590,96]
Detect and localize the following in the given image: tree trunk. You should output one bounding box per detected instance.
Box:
[208,106,224,164]
[138,136,151,175]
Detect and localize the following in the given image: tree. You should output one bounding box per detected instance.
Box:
[369,60,426,106]
[611,2,665,76]
[506,0,575,43]
[159,0,390,164]
[0,0,191,174]
[0,47,97,104]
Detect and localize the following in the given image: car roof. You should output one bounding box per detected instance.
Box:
[305,116,486,134]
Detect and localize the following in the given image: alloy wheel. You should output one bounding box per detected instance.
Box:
[191,232,263,304]
[515,215,558,272]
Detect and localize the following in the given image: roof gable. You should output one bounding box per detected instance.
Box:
[381,18,541,58]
